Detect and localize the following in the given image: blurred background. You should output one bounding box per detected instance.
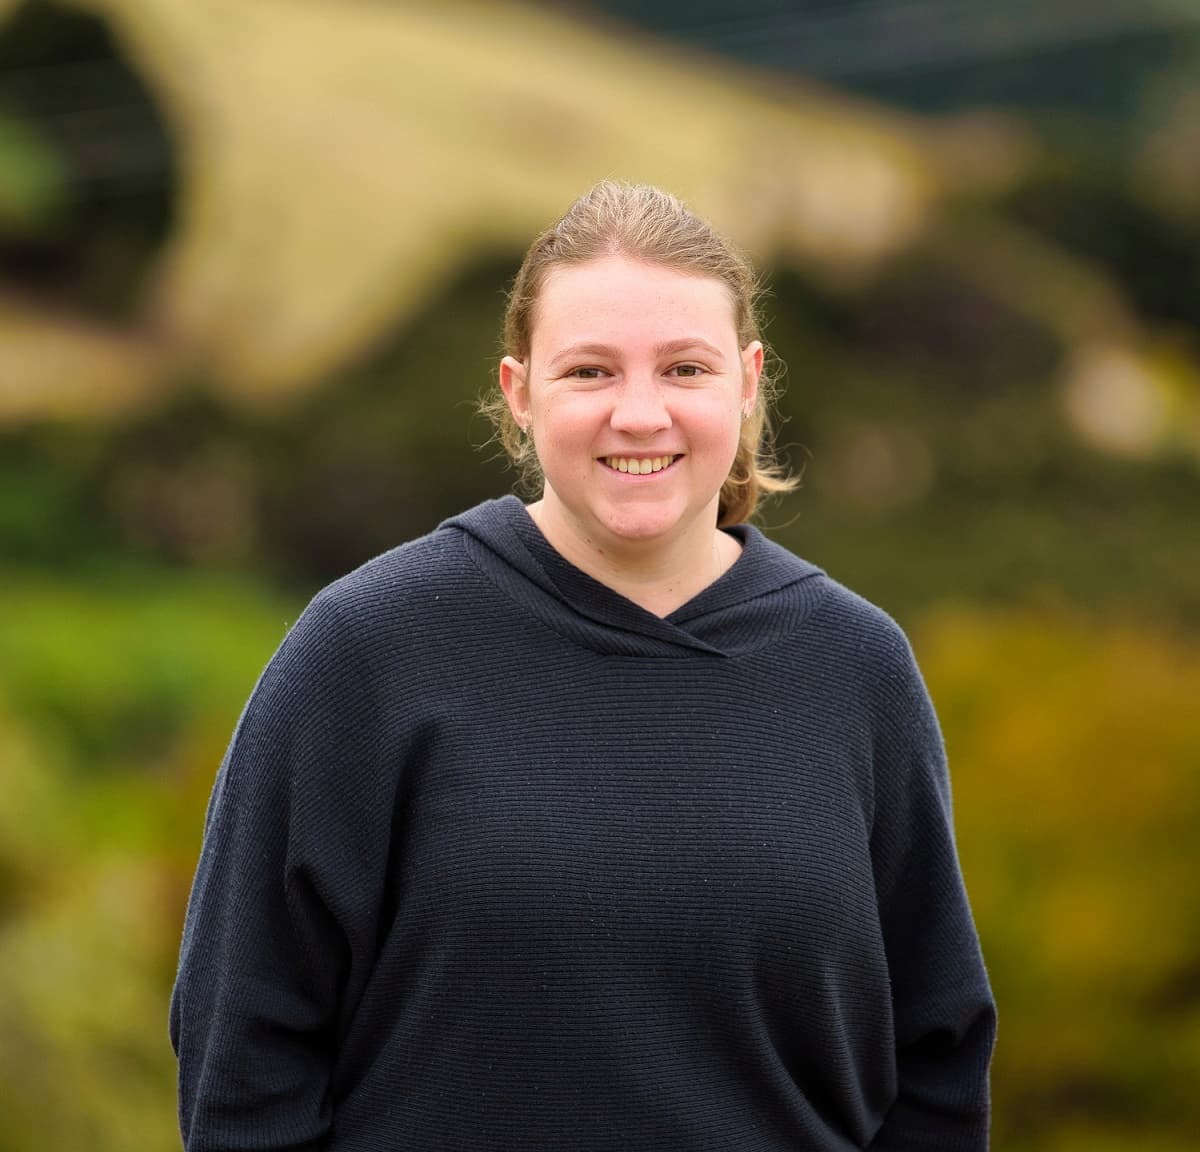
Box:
[1,0,1198,1148]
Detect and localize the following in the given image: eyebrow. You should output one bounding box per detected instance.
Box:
[547,338,726,366]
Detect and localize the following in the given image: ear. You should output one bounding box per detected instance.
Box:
[499,355,531,431]
[740,341,763,411]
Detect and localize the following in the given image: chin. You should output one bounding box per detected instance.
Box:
[597,504,697,544]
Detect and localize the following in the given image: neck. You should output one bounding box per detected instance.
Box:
[525,500,742,618]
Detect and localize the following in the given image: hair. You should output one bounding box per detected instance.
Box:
[480,180,798,526]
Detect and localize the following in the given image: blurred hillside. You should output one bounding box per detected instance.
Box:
[1,1,1199,1150]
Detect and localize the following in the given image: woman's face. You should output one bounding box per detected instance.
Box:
[500,254,761,557]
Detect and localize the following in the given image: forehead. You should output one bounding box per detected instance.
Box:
[532,256,738,348]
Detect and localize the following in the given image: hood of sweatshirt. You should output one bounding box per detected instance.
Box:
[440,496,827,660]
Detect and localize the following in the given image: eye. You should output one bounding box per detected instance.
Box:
[668,363,705,379]
[567,366,607,380]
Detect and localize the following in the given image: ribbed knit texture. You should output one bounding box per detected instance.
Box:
[170,495,995,1151]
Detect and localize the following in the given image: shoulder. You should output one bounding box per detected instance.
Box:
[270,516,477,680]
[769,557,931,731]
[309,496,527,628]
[793,578,949,821]
[309,517,475,626]
[332,517,467,600]
[747,526,913,672]
[809,576,916,674]
[817,583,945,774]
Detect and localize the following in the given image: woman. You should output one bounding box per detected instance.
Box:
[171,182,995,1150]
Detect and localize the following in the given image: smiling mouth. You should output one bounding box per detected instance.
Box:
[602,454,679,475]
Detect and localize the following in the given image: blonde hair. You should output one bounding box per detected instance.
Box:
[481,181,797,525]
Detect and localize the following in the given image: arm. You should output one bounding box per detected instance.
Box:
[868,631,996,1150]
[169,591,396,1151]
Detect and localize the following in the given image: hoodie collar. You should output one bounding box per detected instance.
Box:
[442,496,825,659]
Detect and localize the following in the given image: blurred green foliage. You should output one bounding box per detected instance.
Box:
[0,570,298,1152]
[922,610,1200,1149]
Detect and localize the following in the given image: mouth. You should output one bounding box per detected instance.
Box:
[601,454,680,475]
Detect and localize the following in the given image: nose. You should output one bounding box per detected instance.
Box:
[610,373,671,437]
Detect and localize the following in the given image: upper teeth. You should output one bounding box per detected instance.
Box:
[605,455,674,474]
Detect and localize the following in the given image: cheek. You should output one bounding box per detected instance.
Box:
[533,397,598,470]
[691,396,742,445]
[539,394,598,439]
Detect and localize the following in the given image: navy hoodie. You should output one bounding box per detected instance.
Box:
[170,495,995,1151]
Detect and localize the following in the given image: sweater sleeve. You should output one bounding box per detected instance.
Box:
[866,628,996,1151]
[169,590,396,1151]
